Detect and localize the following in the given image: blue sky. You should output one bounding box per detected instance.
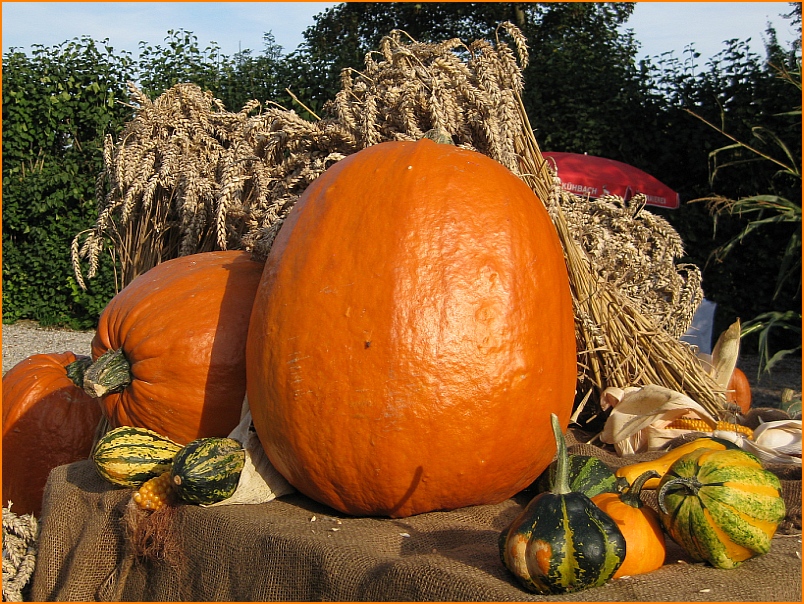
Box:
[1,2,799,62]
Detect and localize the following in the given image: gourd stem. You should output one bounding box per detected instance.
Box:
[83,348,132,398]
[65,355,93,389]
[621,470,661,508]
[656,476,702,515]
[550,413,571,495]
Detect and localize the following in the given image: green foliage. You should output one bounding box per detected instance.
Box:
[136,29,225,97]
[630,34,801,357]
[518,3,647,156]
[136,28,289,113]
[688,63,801,371]
[742,310,802,376]
[2,37,134,328]
[217,34,287,111]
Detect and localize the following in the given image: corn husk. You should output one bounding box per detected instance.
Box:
[599,385,717,455]
[698,319,742,392]
[730,419,802,465]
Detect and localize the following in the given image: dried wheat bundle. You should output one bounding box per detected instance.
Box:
[327,26,527,164]
[514,109,723,415]
[72,82,258,288]
[71,25,532,284]
[552,189,703,339]
[551,200,721,414]
[71,23,725,415]
[245,25,532,257]
[71,82,359,287]
[2,503,38,602]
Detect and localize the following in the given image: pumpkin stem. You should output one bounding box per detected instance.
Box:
[549,413,571,495]
[421,127,455,145]
[656,476,702,515]
[65,355,93,389]
[83,348,132,398]
[620,470,661,508]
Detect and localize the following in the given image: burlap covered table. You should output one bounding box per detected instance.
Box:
[31,435,801,602]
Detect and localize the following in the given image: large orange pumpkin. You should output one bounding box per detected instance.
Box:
[3,352,102,516]
[86,251,264,444]
[247,139,577,518]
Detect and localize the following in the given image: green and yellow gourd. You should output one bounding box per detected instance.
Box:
[170,437,245,505]
[656,447,786,569]
[500,415,626,594]
[616,436,739,489]
[92,426,182,488]
[533,453,620,498]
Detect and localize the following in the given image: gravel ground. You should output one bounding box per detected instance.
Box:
[3,319,801,408]
[3,320,96,374]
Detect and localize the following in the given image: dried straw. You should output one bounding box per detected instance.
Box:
[511,97,725,416]
[71,24,727,416]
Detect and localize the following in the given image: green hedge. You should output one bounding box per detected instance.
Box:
[2,38,134,328]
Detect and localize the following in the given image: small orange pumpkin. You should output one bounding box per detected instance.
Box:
[2,352,102,516]
[247,139,577,517]
[591,470,667,578]
[727,367,752,413]
[85,251,264,444]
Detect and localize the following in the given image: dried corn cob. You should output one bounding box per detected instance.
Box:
[665,418,754,439]
[132,470,175,511]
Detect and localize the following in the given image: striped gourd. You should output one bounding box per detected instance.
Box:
[534,454,620,498]
[171,437,245,505]
[92,426,182,488]
[615,436,739,489]
[500,415,625,594]
[657,447,786,569]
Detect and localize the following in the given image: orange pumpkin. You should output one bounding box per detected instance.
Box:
[86,251,264,444]
[727,367,752,413]
[591,470,667,578]
[2,352,102,516]
[247,139,577,518]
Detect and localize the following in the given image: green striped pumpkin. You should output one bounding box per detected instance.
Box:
[533,454,620,498]
[171,437,245,505]
[500,415,625,594]
[92,426,182,487]
[656,447,786,569]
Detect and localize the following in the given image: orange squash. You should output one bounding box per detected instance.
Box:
[247,139,577,517]
[727,367,752,413]
[2,352,102,516]
[85,251,264,444]
[591,470,667,578]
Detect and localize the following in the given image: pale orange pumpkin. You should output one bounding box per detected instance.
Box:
[247,139,577,517]
[85,251,264,444]
[727,367,752,413]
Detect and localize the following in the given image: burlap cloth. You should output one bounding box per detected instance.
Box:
[30,430,801,602]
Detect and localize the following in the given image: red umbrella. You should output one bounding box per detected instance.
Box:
[542,152,680,210]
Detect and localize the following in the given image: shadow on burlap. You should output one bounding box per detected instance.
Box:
[30,430,801,602]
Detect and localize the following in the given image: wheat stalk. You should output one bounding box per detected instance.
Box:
[71,23,725,415]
